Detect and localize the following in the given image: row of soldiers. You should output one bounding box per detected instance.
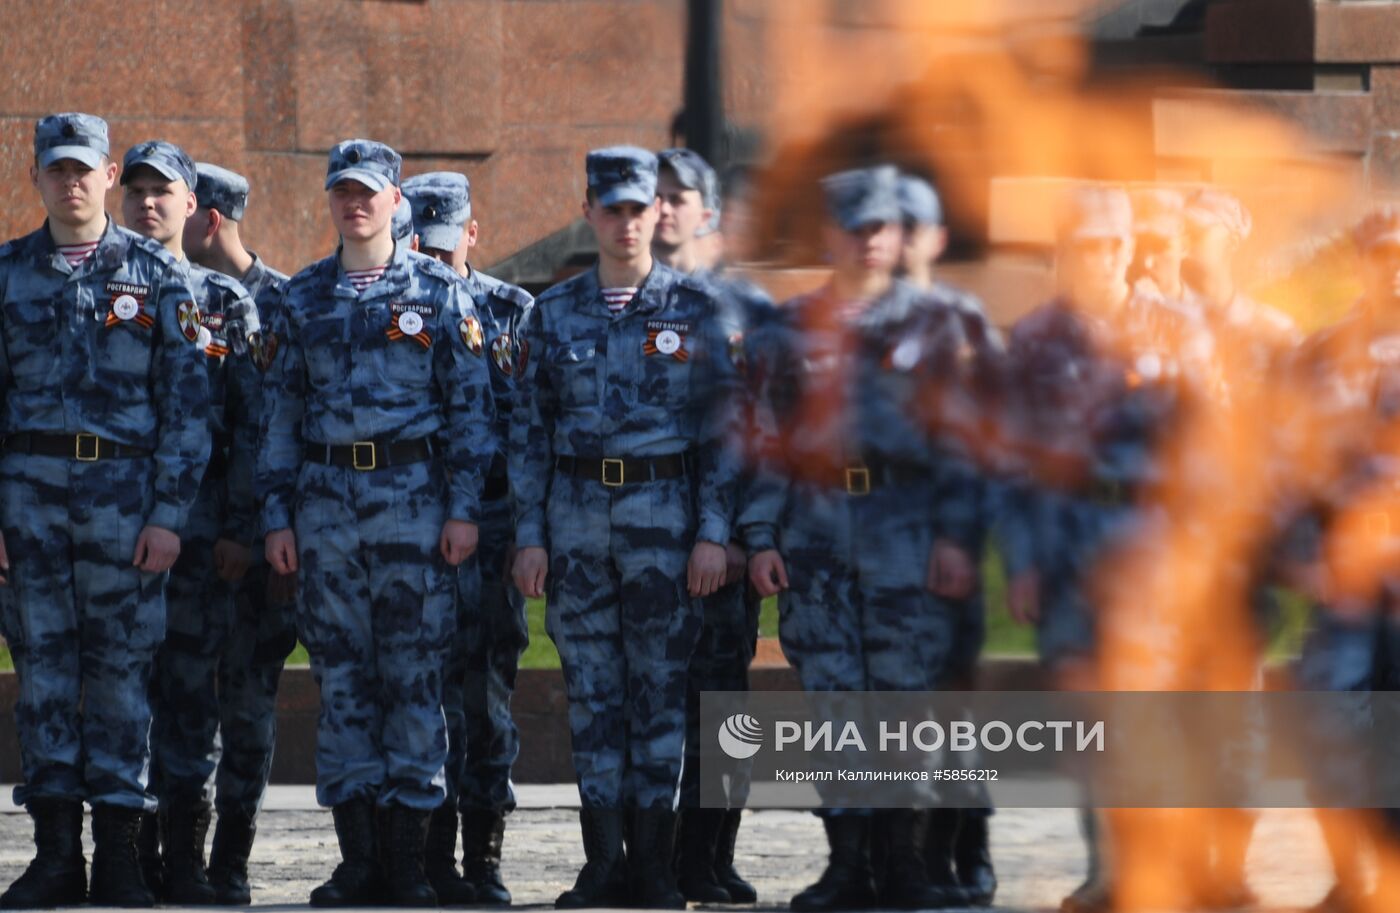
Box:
[1,103,1399,913]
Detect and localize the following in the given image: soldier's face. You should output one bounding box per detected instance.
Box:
[1134,230,1185,294]
[655,172,711,248]
[1362,242,1400,309]
[584,198,660,262]
[31,156,117,227]
[121,169,196,244]
[329,180,399,242]
[1059,236,1132,302]
[826,220,902,276]
[900,222,947,271]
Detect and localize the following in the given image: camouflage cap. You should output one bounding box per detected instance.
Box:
[325,139,401,192]
[34,112,109,170]
[121,140,198,190]
[1185,188,1252,242]
[1056,186,1133,242]
[897,175,943,226]
[1131,187,1185,239]
[194,163,249,221]
[821,165,901,231]
[391,196,414,243]
[658,148,720,236]
[402,171,471,252]
[1355,207,1400,251]
[586,146,658,207]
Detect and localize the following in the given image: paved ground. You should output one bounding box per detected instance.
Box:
[0,787,1334,911]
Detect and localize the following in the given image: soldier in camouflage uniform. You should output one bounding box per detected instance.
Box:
[182,161,295,905]
[257,139,495,907]
[742,166,986,912]
[119,141,263,906]
[651,146,765,906]
[0,113,210,909]
[402,170,534,905]
[896,172,1001,908]
[510,146,739,910]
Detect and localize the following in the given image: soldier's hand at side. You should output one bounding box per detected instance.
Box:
[749,549,789,598]
[514,547,548,598]
[213,538,252,582]
[133,525,181,574]
[724,542,748,587]
[927,539,976,599]
[688,541,727,597]
[440,520,479,566]
[266,570,298,607]
[1007,570,1040,625]
[0,531,10,586]
[265,529,299,575]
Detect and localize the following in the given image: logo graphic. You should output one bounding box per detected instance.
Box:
[718,713,764,760]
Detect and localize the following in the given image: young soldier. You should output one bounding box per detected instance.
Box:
[742,166,981,912]
[402,170,534,905]
[182,161,294,904]
[0,113,210,908]
[121,141,263,906]
[511,146,739,909]
[652,146,763,905]
[258,139,495,906]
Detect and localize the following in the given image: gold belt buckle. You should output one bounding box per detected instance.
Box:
[75,433,100,462]
[845,466,871,496]
[602,458,625,487]
[352,441,377,471]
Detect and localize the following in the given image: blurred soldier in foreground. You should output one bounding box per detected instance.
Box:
[896,172,1000,908]
[182,161,295,905]
[259,139,495,906]
[0,113,209,909]
[511,146,739,909]
[743,165,986,911]
[403,170,534,905]
[122,141,262,906]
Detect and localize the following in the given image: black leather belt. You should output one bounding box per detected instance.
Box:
[3,432,151,461]
[555,453,689,487]
[304,437,434,471]
[815,460,929,496]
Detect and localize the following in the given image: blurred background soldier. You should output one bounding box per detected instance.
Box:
[743,165,984,912]
[121,140,262,906]
[0,113,209,909]
[182,161,295,905]
[403,170,534,906]
[258,139,495,906]
[510,146,738,910]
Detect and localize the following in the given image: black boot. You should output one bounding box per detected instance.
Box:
[383,805,438,907]
[713,809,757,903]
[137,810,165,901]
[462,809,512,905]
[206,809,257,905]
[677,808,731,902]
[163,798,218,904]
[310,798,381,907]
[629,809,685,909]
[424,804,475,904]
[877,810,969,910]
[90,805,157,907]
[556,809,629,909]
[0,798,87,908]
[790,816,877,912]
[953,811,997,907]
[923,808,962,892]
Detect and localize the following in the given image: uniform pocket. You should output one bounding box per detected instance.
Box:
[548,342,600,409]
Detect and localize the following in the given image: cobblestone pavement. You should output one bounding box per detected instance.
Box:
[0,788,1334,911]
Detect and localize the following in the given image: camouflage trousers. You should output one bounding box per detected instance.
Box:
[443,493,528,814]
[545,473,702,810]
[680,579,759,808]
[149,473,237,804]
[0,453,164,810]
[776,480,956,814]
[294,461,455,809]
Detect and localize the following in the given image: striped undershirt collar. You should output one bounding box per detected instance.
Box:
[345,264,388,292]
[56,240,100,269]
[602,287,638,313]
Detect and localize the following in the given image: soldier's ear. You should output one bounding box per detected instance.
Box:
[207,208,224,241]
